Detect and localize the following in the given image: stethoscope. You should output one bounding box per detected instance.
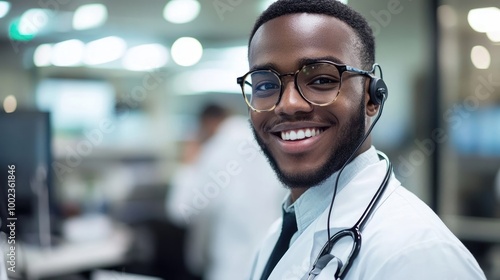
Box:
[307,152,392,280]
[307,66,391,279]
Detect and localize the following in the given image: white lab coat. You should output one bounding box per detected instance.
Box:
[251,159,486,280]
[167,115,286,280]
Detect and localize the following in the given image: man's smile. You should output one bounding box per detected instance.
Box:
[279,128,324,141]
[265,121,332,154]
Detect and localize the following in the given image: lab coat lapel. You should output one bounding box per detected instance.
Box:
[252,219,281,280]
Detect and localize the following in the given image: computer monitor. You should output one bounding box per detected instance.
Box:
[0,110,57,247]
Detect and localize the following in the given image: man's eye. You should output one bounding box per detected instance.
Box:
[255,82,280,91]
[310,77,338,85]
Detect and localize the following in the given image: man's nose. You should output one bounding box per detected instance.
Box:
[274,77,313,115]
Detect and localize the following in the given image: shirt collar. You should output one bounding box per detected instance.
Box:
[283,146,380,235]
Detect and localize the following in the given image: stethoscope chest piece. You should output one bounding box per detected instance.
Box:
[307,253,340,280]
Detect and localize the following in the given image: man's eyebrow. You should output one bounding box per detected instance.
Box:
[250,56,346,72]
[250,63,277,71]
[298,56,345,66]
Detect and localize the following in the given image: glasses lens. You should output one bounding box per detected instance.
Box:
[297,62,341,105]
[243,70,281,111]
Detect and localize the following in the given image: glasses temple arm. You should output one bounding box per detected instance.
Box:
[345,63,384,79]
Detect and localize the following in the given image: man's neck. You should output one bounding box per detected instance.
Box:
[288,144,372,203]
[290,187,308,203]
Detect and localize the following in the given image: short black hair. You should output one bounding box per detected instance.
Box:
[248,0,375,69]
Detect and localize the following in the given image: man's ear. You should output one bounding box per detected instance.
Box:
[366,95,380,117]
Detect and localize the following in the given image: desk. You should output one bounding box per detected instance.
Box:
[16,222,132,280]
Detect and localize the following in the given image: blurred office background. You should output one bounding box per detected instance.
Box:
[0,0,499,279]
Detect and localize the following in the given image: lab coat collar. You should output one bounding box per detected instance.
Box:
[282,147,380,235]
[256,157,400,280]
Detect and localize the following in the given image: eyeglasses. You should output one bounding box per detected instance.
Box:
[236,60,374,112]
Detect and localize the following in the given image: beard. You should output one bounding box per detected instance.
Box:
[251,100,366,188]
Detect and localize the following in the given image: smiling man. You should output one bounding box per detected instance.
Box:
[236,0,486,279]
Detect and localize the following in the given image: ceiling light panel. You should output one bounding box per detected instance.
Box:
[51,39,85,67]
[84,36,127,65]
[122,44,169,71]
[171,37,203,66]
[468,7,500,33]
[163,0,201,24]
[19,9,51,36]
[0,1,11,18]
[487,31,500,43]
[34,44,53,67]
[73,3,108,30]
[470,45,491,70]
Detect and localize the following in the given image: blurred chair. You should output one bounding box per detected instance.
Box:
[112,183,199,280]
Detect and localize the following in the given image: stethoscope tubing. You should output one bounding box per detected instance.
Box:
[307,152,393,280]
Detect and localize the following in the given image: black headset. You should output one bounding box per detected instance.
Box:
[369,77,388,105]
[368,64,388,106]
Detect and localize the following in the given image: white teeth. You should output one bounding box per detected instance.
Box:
[280,128,323,141]
[297,130,305,139]
[305,129,312,137]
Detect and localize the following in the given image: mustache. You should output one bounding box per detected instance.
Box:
[265,113,319,128]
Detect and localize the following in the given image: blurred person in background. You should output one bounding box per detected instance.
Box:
[166,103,285,280]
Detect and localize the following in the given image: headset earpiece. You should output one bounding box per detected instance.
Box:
[368,77,388,105]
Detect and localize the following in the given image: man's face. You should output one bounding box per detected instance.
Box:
[248,13,375,189]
